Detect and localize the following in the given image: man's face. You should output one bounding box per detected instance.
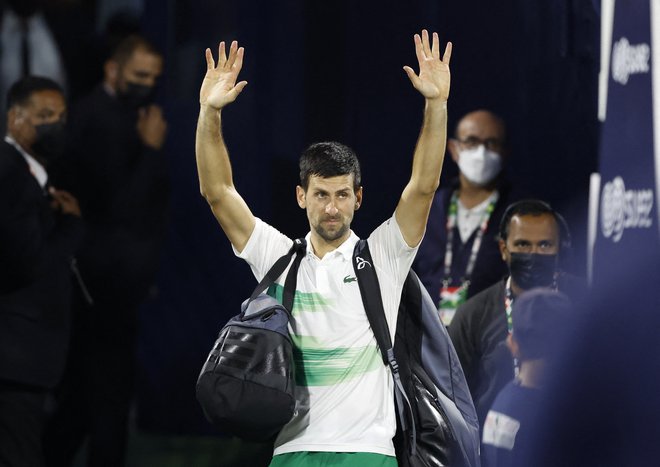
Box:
[296,174,362,245]
[499,213,560,264]
[8,89,66,153]
[450,111,506,160]
[115,48,163,93]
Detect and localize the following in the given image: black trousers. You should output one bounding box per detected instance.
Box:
[43,292,138,467]
[0,381,47,467]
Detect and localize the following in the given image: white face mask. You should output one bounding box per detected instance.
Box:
[457,145,502,186]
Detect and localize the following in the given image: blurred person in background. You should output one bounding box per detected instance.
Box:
[514,251,660,467]
[481,288,572,467]
[0,0,101,129]
[448,199,584,432]
[414,110,517,326]
[0,76,82,467]
[43,34,169,467]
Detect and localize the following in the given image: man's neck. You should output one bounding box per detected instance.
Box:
[517,359,545,389]
[458,174,497,209]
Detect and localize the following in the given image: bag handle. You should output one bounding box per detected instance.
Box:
[248,238,306,312]
[352,239,416,454]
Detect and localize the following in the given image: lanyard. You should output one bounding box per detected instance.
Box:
[504,276,518,376]
[443,190,499,287]
[504,276,514,333]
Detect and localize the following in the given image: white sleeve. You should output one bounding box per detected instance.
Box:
[367,214,420,325]
[233,217,293,282]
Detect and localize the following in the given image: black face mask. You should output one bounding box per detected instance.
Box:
[117,82,155,108]
[32,120,67,162]
[508,252,557,291]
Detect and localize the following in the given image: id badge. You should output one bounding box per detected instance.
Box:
[438,284,468,326]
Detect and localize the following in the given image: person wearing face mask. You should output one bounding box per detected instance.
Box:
[446,199,584,438]
[0,0,101,132]
[42,35,169,467]
[0,76,83,467]
[414,109,518,326]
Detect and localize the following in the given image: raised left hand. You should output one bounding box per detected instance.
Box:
[403,30,452,101]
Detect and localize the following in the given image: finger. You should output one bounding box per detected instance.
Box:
[431,32,440,59]
[205,48,215,70]
[442,41,453,65]
[413,34,424,65]
[421,29,431,59]
[234,81,248,95]
[218,42,226,67]
[225,81,248,103]
[226,41,238,68]
[403,66,421,88]
[233,47,245,72]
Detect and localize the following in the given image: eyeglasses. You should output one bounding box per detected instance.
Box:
[456,136,503,151]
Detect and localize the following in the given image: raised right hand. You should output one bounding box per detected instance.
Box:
[200,41,248,110]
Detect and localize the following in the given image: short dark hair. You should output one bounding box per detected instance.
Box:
[498,199,571,250]
[6,76,64,112]
[299,141,362,191]
[110,34,161,67]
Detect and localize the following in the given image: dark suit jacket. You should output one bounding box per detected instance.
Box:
[53,86,170,306]
[0,140,83,388]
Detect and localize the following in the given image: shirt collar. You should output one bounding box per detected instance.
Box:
[304,230,360,261]
[457,189,499,213]
[4,135,48,189]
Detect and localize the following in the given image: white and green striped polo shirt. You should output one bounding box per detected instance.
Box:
[235,215,418,456]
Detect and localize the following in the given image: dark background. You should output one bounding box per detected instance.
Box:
[132,0,600,435]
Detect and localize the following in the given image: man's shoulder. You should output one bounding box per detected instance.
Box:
[0,142,25,177]
[72,86,115,119]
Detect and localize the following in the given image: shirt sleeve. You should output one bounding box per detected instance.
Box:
[367,214,420,325]
[233,217,293,282]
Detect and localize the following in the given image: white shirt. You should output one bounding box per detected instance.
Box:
[457,191,499,243]
[4,135,47,189]
[235,215,418,456]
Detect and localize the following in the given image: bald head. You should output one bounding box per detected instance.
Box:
[455,110,506,143]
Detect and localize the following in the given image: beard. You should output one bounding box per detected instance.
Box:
[313,217,350,243]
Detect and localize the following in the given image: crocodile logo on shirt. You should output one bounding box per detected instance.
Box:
[343,275,357,284]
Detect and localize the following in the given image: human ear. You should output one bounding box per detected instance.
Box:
[355,187,363,210]
[498,238,508,262]
[448,139,460,163]
[104,60,119,86]
[296,185,306,209]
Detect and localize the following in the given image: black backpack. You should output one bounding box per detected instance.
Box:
[353,239,481,467]
[196,239,306,440]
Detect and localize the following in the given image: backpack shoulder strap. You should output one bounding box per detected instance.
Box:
[352,239,392,364]
[352,239,415,446]
[248,238,306,312]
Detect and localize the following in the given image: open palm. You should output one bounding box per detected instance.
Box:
[200,41,248,110]
[404,30,452,101]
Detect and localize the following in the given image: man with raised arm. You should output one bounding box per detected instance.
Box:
[195,31,451,467]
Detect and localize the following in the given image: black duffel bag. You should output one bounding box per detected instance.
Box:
[196,239,305,440]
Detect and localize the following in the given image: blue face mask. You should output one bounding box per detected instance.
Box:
[508,252,557,290]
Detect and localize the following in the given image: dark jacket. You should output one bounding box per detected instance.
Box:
[54,85,170,305]
[0,141,83,388]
